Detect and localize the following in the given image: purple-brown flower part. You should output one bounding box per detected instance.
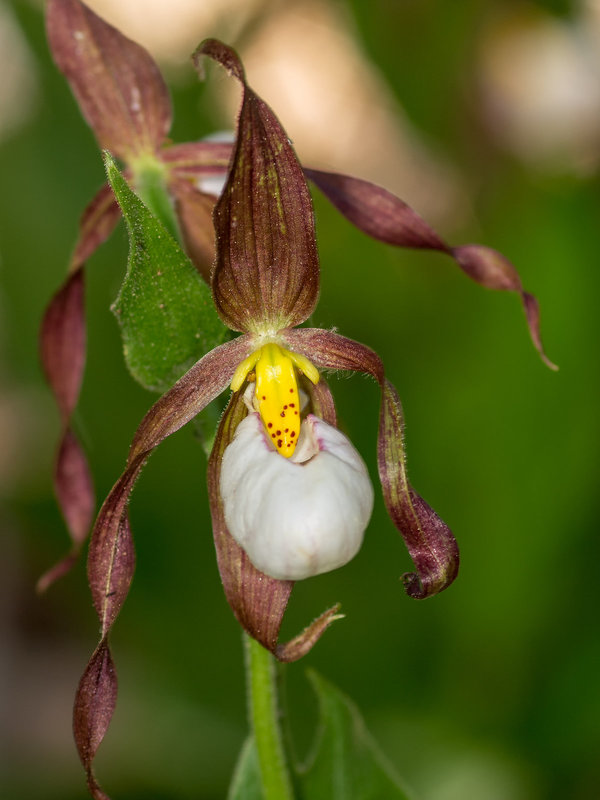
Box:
[74,335,252,799]
[304,168,557,371]
[47,0,171,160]
[171,182,218,283]
[73,640,117,800]
[193,40,320,333]
[38,269,94,592]
[71,182,123,271]
[42,1,235,589]
[284,327,459,598]
[75,330,348,795]
[161,140,232,177]
[208,390,341,661]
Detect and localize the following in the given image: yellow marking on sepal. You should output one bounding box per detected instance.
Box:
[255,343,303,457]
[230,350,261,392]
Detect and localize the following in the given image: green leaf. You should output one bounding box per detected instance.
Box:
[105,152,228,392]
[228,737,264,800]
[299,670,413,800]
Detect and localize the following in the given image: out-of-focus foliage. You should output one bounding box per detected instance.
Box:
[0,1,597,799]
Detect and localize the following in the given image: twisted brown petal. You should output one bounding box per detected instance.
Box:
[284,328,459,599]
[161,141,233,176]
[38,269,94,591]
[305,168,556,370]
[193,40,320,332]
[71,182,122,271]
[75,335,251,798]
[73,640,116,800]
[170,181,217,282]
[47,0,171,160]
[208,389,341,661]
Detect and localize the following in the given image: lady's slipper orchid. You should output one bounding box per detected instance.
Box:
[41,0,556,595]
[71,39,470,798]
[39,8,557,796]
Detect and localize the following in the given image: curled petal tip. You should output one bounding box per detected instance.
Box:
[192,39,246,83]
[522,291,559,371]
[401,572,422,598]
[276,604,343,663]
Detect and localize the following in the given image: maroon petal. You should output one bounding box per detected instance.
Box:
[284,328,459,599]
[170,180,216,282]
[451,246,557,370]
[305,168,557,370]
[193,40,320,332]
[73,640,117,800]
[75,335,251,796]
[54,429,94,545]
[128,335,252,459]
[87,457,139,636]
[161,140,232,177]
[40,268,86,419]
[47,0,171,160]
[306,376,337,427]
[38,269,95,591]
[89,335,252,632]
[208,389,341,660]
[71,182,122,271]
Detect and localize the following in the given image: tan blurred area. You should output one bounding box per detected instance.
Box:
[477,0,600,175]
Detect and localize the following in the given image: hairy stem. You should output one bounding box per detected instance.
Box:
[131,156,181,243]
[245,634,294,800]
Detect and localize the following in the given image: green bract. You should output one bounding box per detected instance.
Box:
[107,154,227,393]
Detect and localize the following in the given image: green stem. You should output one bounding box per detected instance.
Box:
[131,156,181,243]
[245,634,294,800]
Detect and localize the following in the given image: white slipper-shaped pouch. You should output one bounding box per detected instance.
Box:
[220,412,374,580]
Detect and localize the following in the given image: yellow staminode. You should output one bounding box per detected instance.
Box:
[230,343,319,457]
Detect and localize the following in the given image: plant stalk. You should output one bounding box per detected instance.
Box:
[131,155,181,243]
[245,633,294,800]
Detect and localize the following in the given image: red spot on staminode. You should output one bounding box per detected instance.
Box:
[290,431,296,437]
[287,442,292,447]
[280,411,285,417]
[283,405,288,409]
[267,422,273,428]
[294,411,299,415]
[271,433,276,439]
[289,388,293,393]
[284,428,289,433]
[262,395,266,400]
[289,403,295,407]
[277,439,283,448]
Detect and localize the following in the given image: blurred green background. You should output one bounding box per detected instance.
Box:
[1,0,597,798]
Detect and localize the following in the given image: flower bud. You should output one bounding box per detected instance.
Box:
[220,412,374,580]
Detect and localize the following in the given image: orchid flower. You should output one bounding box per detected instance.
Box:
[66,35,557,798]
[40,0,556,595]
[38,3,559,795]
